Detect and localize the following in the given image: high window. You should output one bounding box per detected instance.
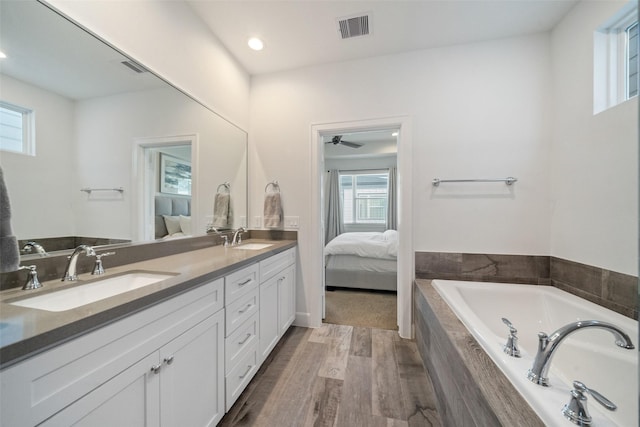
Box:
[339,172,388,224]
[594,3,638,113]
[0,101,35,155]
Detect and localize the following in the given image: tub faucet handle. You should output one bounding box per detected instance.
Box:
[562,380,616,426]
[501,317,521,358]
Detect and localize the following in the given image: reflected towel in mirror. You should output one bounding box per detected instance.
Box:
[0,166,20,272]
[212,192,230,227]
[264,192,282,228]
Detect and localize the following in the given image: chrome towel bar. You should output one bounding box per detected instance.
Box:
[432,177,517,186]
[80,187,124,194]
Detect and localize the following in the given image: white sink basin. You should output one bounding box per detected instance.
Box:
[233,243,273,250]
[10,271,176,312]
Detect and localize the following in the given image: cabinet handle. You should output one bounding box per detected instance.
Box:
[238,333,252,345]
[238,303,253,314]
[150,364,162,374]
[238,278,252,287]
[164,356,174,365]
[239,365,253,379]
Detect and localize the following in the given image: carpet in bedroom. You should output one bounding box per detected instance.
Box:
[323,288,397,330]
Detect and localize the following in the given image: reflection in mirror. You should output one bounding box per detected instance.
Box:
[0,1,247,268]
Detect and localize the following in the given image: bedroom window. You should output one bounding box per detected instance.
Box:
[339,172,388,224]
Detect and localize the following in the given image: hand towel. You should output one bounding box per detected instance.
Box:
[212,192,230,228]
[264,192,282,228]
[0,166,19,272]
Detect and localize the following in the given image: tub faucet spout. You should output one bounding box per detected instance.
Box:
[527,320,634,386]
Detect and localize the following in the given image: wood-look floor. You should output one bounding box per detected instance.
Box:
[220,324,442,427]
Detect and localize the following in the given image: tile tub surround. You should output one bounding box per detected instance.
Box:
[1,230,297,291]
[415,252,637,319]
[413,279,544,427]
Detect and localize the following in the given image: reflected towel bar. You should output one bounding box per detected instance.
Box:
[432,177,517,186]
[80,187,125,194]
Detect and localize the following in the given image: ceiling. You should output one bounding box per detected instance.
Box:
[187,0,579,76]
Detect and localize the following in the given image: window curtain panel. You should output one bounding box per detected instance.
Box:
[386,167,397,230]
[325,169,344,243]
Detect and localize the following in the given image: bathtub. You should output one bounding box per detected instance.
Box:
[432,279,638,427]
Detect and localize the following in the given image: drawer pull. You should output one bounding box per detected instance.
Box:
[238,303,253,314]
[150,364,162,374]
[239,365,253,379]
[239,333,252,345]
[164,356,174,365]
[238,278,253,287]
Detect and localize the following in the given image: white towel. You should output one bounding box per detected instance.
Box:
[263,192,282,228]
[212,193,230,228]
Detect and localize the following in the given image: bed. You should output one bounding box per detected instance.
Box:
[324,230,398,291]
[155,194,191,239]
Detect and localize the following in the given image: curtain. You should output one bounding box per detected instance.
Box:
[386,167,397,230]
[325,169,344,243]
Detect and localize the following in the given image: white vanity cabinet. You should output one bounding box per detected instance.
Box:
[223,263,260,410]
[258,248,296,364]
[0,278,225,427]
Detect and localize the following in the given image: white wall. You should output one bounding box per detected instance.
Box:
[249,33,553,326]
[550,0,638,276]
[44,0,250,131]
[0,75,75,239]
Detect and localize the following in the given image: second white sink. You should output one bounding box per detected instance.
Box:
[10,271,176,312]
[232,243,273,250]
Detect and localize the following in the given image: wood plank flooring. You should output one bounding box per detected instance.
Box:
[220,324,442,427]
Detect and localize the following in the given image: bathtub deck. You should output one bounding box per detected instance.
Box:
[414,279,545,427]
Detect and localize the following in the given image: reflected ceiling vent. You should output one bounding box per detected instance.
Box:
[121,59,148,74]
[337,13,371,39]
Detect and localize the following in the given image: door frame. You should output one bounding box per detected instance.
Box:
[310,116,413,338]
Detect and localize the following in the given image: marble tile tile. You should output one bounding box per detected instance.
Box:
[415,252,461,279]
[551,257,602,296]
[602,270,637,309]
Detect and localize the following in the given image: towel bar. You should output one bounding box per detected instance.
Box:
[80,187,124,194]
[432,177,517,186]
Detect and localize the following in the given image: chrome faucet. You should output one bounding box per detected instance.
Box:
[22,241,47,256]
[62,245,96,281]
[231,227,246,245]
[527,320,634,386]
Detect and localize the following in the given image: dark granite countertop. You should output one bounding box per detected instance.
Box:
[0,239,296,369]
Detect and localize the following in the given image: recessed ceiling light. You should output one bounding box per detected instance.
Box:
[0,51,6,59]
[392,132,399,137]
[248,37,264,51]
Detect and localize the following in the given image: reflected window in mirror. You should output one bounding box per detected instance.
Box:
[0,101,34,155]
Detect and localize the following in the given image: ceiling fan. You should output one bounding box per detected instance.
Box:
[327,135,363,149]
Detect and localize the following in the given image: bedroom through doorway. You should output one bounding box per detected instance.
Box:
[322,128,398,331]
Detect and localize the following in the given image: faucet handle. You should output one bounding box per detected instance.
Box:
[562,380,616,425]
[19,265,42,290]
[91,252,115,275]
[501,317,521,357]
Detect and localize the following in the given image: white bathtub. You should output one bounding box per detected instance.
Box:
[432,279,638,427]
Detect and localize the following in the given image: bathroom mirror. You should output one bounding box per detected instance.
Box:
[0,0,248,265]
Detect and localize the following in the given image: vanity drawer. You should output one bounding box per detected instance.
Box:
[259,248,296,282]
[225,263,259,304]
[225,345,258,411]
[225,288,258,336]
[225,313,258,374]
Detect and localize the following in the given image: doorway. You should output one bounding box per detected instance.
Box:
[310,116,413,338]
[322,129,398,330]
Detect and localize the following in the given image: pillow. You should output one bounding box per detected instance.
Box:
[163,215,181,235]
[383,229,398,241]
[179,215,192,235]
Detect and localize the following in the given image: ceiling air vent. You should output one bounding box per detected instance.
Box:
[337,14,370,39]
[121,60,148,74]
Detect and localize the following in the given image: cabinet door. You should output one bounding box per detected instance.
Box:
[159,309,225,427]
[41,353,160,427]
[278,264,296,335]
[259,274,279,363]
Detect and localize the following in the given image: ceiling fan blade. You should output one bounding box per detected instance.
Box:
[339,140,362,148]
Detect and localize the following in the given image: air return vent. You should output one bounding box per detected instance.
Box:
[337,14,370,39]
[121,60,148,74]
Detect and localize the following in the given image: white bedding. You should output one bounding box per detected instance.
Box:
[324,230,398,260]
